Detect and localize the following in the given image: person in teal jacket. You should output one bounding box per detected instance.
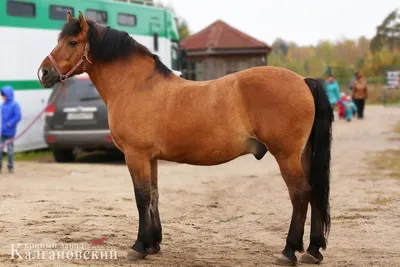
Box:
[324,75,341,108]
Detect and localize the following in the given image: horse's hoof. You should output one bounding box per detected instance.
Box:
[299,252,321,264]
[148,243,160,254]
[126,250,147,260]
[274,253,297,266]
[283,248,298,262]
[130,241,149,259]
[306,247,324,262]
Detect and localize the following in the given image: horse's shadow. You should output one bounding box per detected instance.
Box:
[27,150,126,165]
[74,151,177,166]
[74,150,125,165]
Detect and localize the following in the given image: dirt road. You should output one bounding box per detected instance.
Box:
[0,106,399,267]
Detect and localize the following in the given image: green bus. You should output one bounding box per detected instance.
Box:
[0,0,181,151]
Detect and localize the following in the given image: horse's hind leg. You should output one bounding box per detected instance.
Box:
[299,202,326,264]
[275,149,311,265]
[300,144,325,264]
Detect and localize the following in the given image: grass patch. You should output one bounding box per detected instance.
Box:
[13,149,52,161]
[332,214,375,221]
[394,122,400,134]
[348,206,382,213]
[367,149,400,178]
[366,121,400,179]
[95,206,115,211]
[219,215,244,223]
[372,197,395,206]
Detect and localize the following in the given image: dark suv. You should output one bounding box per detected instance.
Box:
[43,77,117,162]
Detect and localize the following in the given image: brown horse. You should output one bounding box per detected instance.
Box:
[37,12,333,265]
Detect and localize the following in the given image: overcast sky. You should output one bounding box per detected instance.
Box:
[157,0,399,46]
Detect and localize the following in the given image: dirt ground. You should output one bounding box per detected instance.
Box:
[0,106,399,267]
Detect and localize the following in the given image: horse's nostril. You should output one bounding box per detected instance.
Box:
[42,69,49,78]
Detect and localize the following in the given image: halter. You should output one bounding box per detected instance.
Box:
[45,43,92,83]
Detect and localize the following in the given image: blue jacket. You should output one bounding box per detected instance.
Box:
[324,80,341,105]
[344,100,357,120]
[1,85,22,137]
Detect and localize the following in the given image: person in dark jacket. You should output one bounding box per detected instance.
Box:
[0,85,22,173]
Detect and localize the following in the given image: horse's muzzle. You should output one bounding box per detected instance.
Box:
[37,65,60,88]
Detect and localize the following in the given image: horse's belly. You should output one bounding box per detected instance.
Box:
[162,134,247,166]
[166,149,245,166]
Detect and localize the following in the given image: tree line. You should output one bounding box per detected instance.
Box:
[268,8,400,83]
[157,3,399,84]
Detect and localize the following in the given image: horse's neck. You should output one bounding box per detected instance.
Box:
[87,55,158,105]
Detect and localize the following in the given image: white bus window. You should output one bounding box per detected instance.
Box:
[50,5,74,20]
[118,13,137,27]
[7,1,35,18]
[86,9,107,24]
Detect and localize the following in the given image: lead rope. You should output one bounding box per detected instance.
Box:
[0,83,65,150]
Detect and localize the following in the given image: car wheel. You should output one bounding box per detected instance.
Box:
[52,149,76,163]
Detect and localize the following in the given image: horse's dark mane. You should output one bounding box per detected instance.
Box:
[59,20,172,77]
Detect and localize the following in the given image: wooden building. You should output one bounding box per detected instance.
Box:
[179,20,271,81]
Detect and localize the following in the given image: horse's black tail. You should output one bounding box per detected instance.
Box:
[304,77,333,249]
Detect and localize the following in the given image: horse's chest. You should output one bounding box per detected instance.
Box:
[107,108,156,149]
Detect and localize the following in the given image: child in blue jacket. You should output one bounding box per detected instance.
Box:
[0,85,22,173]
[344,96,357,122]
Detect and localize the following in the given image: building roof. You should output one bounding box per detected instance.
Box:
[180,20,271,52]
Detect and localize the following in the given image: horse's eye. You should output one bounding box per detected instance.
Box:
[68,41,78,46]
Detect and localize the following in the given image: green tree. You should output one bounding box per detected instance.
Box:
[357,36,370,54]
[177,19,190,41]
[304,56,326,77]
[266,9,400,79]
[317,41,335,65]
[370,8,400,52]
[268,52,284,67]
[154,1,191,41]
[271,38,289,58]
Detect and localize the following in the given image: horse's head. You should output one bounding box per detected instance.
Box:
[37,11,92,88]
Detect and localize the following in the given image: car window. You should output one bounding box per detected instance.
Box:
[64,81,101,101]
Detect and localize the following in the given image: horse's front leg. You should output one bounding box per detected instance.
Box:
[125,152,153,259]
[148,159,162,254]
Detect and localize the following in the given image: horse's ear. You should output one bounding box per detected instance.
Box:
[67,12,73,22]
[78,11,89,31]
